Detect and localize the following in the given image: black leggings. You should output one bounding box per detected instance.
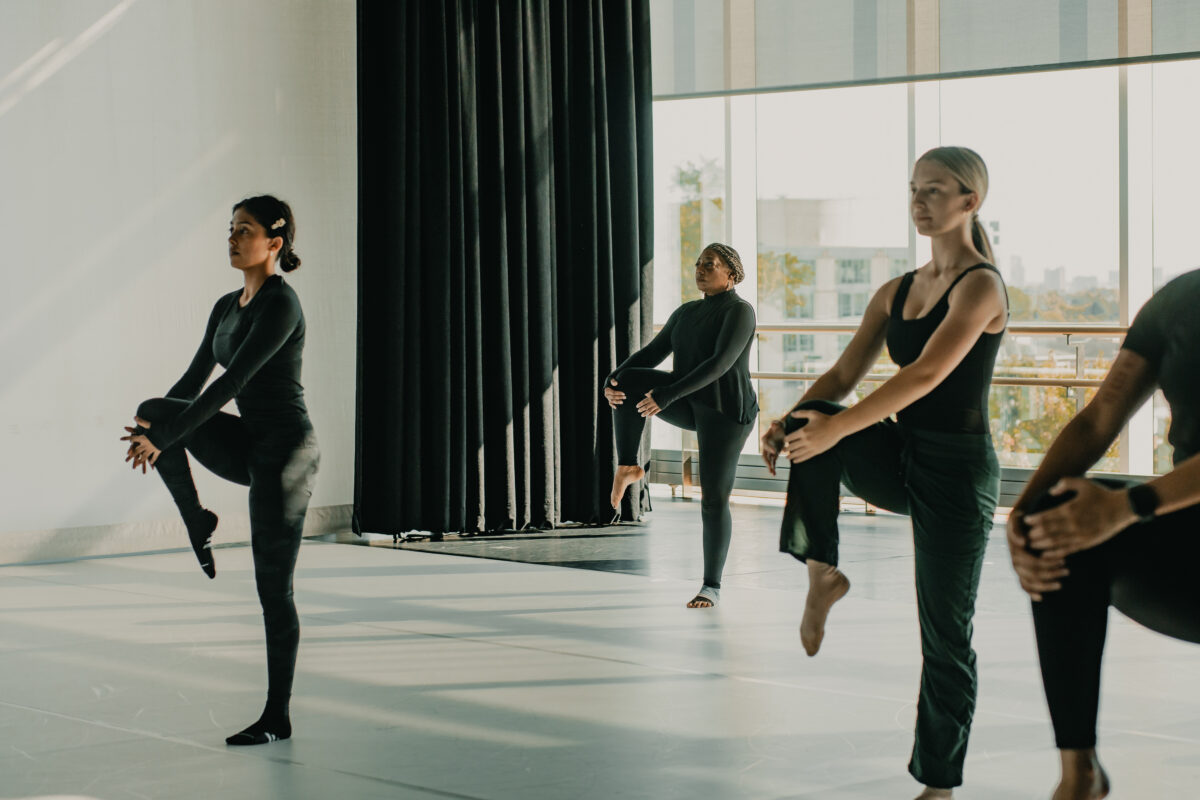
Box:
[1029,484,1200,749]
[612,368,753,589]
[137,397,320,710]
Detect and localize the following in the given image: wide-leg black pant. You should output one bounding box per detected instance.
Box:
[1028,484,1200,749]
[137,397,320,709]
[780,400,1000,789]
[612,368,754,589]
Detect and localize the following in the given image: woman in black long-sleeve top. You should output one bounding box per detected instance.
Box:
[122,195,319,746]
[605,243,757,608]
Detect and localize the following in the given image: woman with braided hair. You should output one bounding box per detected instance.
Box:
[121,195,319,746]
[605,243,757,608]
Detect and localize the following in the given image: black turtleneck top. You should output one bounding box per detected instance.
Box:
[608,289,758,425]
[146,274,311,450]
[886,264,1006,434]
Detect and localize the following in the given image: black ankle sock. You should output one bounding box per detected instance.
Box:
[225,706,291,746]
[185,509,218,579]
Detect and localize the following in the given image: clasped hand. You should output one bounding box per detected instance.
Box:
[603,379,661,417]
[1007,477,1135,600]
[760,409,843,474]
[120,416,161,473]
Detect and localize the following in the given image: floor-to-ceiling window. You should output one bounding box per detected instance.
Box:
[650,0,1200,485]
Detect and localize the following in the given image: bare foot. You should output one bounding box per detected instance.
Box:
[799,560,850,656]
[610,465,645,510]
[1052,750,1110,800]
[686,586,719,608]
[913,788,952,799]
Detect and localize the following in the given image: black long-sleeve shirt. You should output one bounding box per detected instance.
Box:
[608,289,758,424]
[146,275,310,450]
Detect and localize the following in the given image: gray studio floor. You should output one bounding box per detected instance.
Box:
[1,493,1197,799]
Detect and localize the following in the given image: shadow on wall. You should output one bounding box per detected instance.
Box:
[0,0,139,119]
[0,134,239,390]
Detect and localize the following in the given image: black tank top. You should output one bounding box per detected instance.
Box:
[886,264,1006,434]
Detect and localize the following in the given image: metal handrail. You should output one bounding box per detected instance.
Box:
[647,321,1126,388]
[752,322,1128,336]
[655,322,1128,336]
[750,370,1105,388]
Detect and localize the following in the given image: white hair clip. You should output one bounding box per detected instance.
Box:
[271,218,286,230]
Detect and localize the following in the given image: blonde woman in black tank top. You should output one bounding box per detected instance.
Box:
[760,147,1008,798]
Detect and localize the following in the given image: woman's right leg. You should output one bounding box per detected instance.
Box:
[136,398,251,575]
[779,400,910,563]
[780,400,909,655]
[691,404,753,603]
[1030,499,1200,798]
[609,368,696,509]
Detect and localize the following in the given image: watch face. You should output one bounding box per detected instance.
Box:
[1128,484,1160,520]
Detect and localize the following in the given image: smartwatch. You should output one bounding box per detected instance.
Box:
[1126,483,1160,524]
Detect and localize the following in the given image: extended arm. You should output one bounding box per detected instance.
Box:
[165,300,224,400]
[651,303,755,409]
[1012,350,1156,514]
[146,292,300,450]
[605,310,678,385]
[760,281,891,473]
[1007,349,1157,597]
[793,279,895,410]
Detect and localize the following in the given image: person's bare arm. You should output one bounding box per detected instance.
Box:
[1007,349,1157,598]
[795,278,895,408]
[783,269,1006,463]
[1013,350,1157,514]
[760,279,893,474]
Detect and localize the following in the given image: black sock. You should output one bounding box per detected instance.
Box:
[225,702,291,746]
[185,509,218,579]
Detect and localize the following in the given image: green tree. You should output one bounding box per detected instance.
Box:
[674,159,724,304]
[758,250,815,317]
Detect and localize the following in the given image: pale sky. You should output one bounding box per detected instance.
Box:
[653,62,1200,289]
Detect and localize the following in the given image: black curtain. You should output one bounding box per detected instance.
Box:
[355,0,653,534]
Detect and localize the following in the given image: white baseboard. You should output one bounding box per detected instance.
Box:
[0,504,354,566]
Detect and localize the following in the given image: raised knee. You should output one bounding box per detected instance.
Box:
[136,397,166,422]
[783,400,844,433]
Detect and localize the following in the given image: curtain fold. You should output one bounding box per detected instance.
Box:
[355,0,653,534]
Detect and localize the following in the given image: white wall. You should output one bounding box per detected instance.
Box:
[0,0,357,561]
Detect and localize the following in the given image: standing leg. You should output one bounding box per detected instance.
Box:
[687,404,753,607]
[609,368,696,511]
[226,431,320,746]
[1032,501,1200,800]
[1031,542,1113,800]
[905,431,999,792]
[136,397,251,577]
[780,400,909,654]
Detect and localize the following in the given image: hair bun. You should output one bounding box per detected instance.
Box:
[281,249,302,273]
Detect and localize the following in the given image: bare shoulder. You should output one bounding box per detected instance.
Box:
[947,266,1007,332]
[950,265,1006,302]
[875,274,907,316]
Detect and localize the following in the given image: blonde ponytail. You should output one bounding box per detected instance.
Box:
[971,215,995,264]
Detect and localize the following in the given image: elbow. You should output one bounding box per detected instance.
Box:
[900,362,946,394]
[1064,404,1116,443]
